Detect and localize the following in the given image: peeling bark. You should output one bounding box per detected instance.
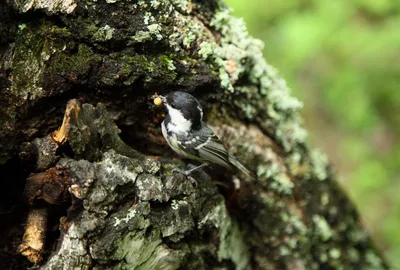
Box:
[23,167,69,205]
[18,208,48,264]
[0,0,389,269]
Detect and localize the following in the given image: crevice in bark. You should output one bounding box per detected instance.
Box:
[0,157,32,269]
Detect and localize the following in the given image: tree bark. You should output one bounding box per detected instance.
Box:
[0,0,388,269]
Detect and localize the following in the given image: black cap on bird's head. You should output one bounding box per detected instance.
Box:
[159,91,203,129]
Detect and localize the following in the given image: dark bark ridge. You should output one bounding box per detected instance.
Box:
[0,0,388,269]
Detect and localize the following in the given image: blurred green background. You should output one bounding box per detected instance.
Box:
[225,0,400,267]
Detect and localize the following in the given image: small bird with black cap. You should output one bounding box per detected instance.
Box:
[153,91,256,181]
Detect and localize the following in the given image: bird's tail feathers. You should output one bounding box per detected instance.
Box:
[228,154,257,181]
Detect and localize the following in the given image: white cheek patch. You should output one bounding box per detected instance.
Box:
[166,104,192,134]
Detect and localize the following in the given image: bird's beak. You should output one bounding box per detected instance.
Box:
[158,95,167,103]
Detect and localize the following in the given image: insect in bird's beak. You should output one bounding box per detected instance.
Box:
[152,93,166,106]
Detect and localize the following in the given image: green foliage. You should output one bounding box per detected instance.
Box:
[226,0,400,267]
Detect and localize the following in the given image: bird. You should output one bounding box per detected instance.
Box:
[153,91,256,180]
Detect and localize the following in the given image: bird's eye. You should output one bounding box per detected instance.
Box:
[169,102,176,108]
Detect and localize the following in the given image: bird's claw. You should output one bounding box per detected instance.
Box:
[172,166,189,176]
[187,176,198,187]
[171,166,198,187]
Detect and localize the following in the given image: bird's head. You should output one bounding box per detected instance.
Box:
[158,91,203,132]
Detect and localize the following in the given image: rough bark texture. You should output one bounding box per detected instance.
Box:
[0,0,388,269]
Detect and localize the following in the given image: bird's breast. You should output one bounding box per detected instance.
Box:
[162,121,185,155]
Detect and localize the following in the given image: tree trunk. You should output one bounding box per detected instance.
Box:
[0,0,388,269]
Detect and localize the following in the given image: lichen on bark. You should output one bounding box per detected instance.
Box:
[0,0,389,269]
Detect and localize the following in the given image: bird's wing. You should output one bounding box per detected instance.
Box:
[197,134,233,170]
[177,125,256,179]
[175,126,233,169]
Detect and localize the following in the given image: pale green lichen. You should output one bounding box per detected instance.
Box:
[320,252,328,262]
[114,208,137,227]
[144,11,154,25]
[348,228,368,243]
[287,238,298,249]
[130,24,163,43]
[198,41,215,60]
[137,0,148,8]
[147,24,163,40]
[270,173,294,195]
[257,162,294,194]
[131,31,152,42]
[209,8,254,92]
[288,152,302,163]
[169,0,192,14]
[238,102,257,119]
[259,192,276,207]
[150,0,161,9]
[288,213,307,235]
[182,32,196,48]
[135,175,164,201]
[257,162,280,178]
[329,248,341,259]
[268,82,303,111]
[214,57,234,92]
[206,4,308,150]
[365,251,383,268]
[18,23,27,30]
[113,230,163,268]
[321,193,330,206]
[140,156,161,174]
[280,246,290,256]
[17,0,77,14]
[199,201,250,270]
[159,200,194,238]
[310,149,329,180]
[348,247,360,262]
[312,215,333,241]
[100,153,141,183]
[171,199,179,210]
[167,6,213,54]
[165,59,176,71]
[137,245,183,270]
[93,25,114,41]
[276,121,308,152]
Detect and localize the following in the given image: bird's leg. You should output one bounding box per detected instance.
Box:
[172,163,207,176]
[172,163,208,187]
